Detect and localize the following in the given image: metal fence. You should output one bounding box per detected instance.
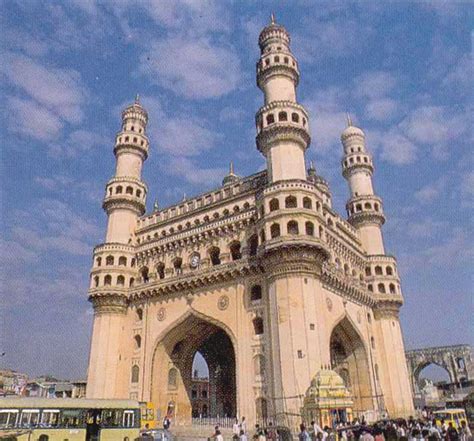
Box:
[191,416,235,428]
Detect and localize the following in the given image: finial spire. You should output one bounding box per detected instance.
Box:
[153,199,159,211]
[310,160,315,171]
[270,12,275,24]
[135,93,140,104]
[229,161,234,175]
[346,113,353,127]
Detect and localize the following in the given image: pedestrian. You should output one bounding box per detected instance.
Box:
[299,424,311,441]
[446,423,459,441]
[360,428,375,441]
[266,422,277,441]
[459,421,472,441]
[215,429,224,441]
[233,419,241,440]
[163,416,171,430]
[241,417,247,435]
[240,429,248,441]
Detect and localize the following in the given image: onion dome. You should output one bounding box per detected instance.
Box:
[258,13,290,49]
[341,113,364,141]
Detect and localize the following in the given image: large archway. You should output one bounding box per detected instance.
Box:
[330,316,373,412]
[151,313,237,425]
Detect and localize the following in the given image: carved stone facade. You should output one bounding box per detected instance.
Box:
[406,345,473,395]
[86,18,415,427]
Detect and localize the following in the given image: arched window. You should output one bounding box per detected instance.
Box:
[96,257,102,267]
[233,205,240,213]
[371,336,375,349]
[368,284,373,292]
[344,264,350,275]
[274,56,280,62]
[118,256,127,266]
[106,255,114,265]
[209,247,221,266]
[375,266,383,275]
[378,283,386,294]
[285,195,297,208]
[141,267,149,283]
[134,335,141,349]
[278,111,287,121]
[117,275,125,286]
[270,223,281,238]
[374,203,380,212]
[303,197,312,209]
[365,267,371,276]
[126,186,133,195]
[230,242,242,261]
[93,276,99,288]
[386,266,393,275]
[253,317,264,335]
[156,263,165,279]
[116,186,123,194]
[305,221,314,236]
[173,257,183,274]
[249,235,258,256]
[266,114,275,125]
[389,283,396,294]
[131,258,136,267]
[319,226,324,238]
[269,198,279,211]
[287,220,299,235]
[327,218,334,227]
[367,313,372,323]
[129,278,135,287]
[168,368,178,389]
[39,435,49,441]
[251,285,262,302]
[136,308,143,321]
[104,275,112,286]
[291,113,299,123]
[131,365,139,383]
[364,202,371,209]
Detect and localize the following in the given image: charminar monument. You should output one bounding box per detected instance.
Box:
[86,17,415,426]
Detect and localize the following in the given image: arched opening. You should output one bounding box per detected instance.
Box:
[269,198,279,211]
[270,223,281,238]
[131,365,139,383]
[248,235,258,257]
[287,220,299,235]
[253,317,264,335]
[156,263,165,279]
[209,247,221,266]
[173,257,183,275]
[136,308,143,321]
[118,256,127,266]
[375,266,383,275]
[151,314,237,422]
[330,316,373,412]
[106,255,114,266]
[285,195,297,208]
[117,275,125,286]
[229,241,242,261]
[305,221,314,236]
[250,285,262,302]
[141,267,149,283]
[414,363,452,400]
[93,276,99,288]
[278,111,287,121]
[104,275,112,286]
[303,197,312,209]
[134,335,141,349]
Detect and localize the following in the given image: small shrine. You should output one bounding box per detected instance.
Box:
[302,368,353,428]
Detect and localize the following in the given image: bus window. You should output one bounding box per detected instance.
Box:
[41,409,60,427]
[0,410,18,428]
[101,409,121,427]
[123,410,135,428]
[20,409,40,427]
[60,409,83,427]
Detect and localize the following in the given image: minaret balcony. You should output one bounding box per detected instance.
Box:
[342,154,374,178]
[102,193,146,216]
[114,133,149,159]
[256,52,299,88]
[346,195,383,217]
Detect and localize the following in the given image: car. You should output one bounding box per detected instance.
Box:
[137,428,174,441]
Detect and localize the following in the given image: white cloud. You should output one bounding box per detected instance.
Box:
[442,54,471,94]
[365,98,398,121]
[1,52,87,124]
[165,157,226,186]
[406,219,448,238]
[414,178,446,204]
[7,97,63,141]
[47,130,109,159]
[354,71,397,99]
[367,129,417,165]
[140,37,242,99]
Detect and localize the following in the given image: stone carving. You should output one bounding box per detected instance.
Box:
[157,307,166,321]
[218,295,229,311]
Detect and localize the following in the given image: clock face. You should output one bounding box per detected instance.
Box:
[190,255,200,268]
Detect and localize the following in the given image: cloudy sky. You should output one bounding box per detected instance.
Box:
[1,1,472,381]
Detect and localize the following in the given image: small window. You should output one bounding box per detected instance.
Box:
[96,257,102,267]
[117,275,125,286]
[285,196,297,208]
[126,186,133,195]
[129,277,135,287]
[284,56,289,64]
[134,334,141,349]
[297,350,303,359]
[368,284,373,292]
[141,267,149,283]
[118,256,127,266]
[156,263,165,279]
[131,365,139,383]
[93,276,99,288]
[106,255,114,265]
[274,56,280,62]
[266,114,275,125]
[378,283,386,294]
[249,235,258,256]
[291,113,299,123]
[253,317,264,335]
[365,267,371,276]
[305,221,314,236]
[230,242,242,261]
[386,266,393,276]
[270,223,281,238]
[104,275,112,286]
[287,220,299,235]
[269,198,279,211]
[251,285,262,302]
[278,111,287,121]
[303,197,312,209]
[136,189,141,197]
[375,266,383,275]
[389,283,396,294]
[168,368,178,389]
[209,247,221,266]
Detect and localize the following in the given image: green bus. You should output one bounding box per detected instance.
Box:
[0,397,140,441]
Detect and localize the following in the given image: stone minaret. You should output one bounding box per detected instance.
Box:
[340,117,414,415]
[255,14,310,182]
[341,118,385,255]
[86,97,149,398]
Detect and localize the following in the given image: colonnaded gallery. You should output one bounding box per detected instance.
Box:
[86,18,415,426]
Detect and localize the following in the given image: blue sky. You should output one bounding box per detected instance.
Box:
[0,1,472,381]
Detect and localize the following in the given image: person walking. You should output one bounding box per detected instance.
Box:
[240,429,248,441]
[233,419,241,440]
[299,424,311,441]
[459,421,472,441]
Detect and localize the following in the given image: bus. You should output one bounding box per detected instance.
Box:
[139,402,157,430]
[433,408,469,430]
[0,397,140,441]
